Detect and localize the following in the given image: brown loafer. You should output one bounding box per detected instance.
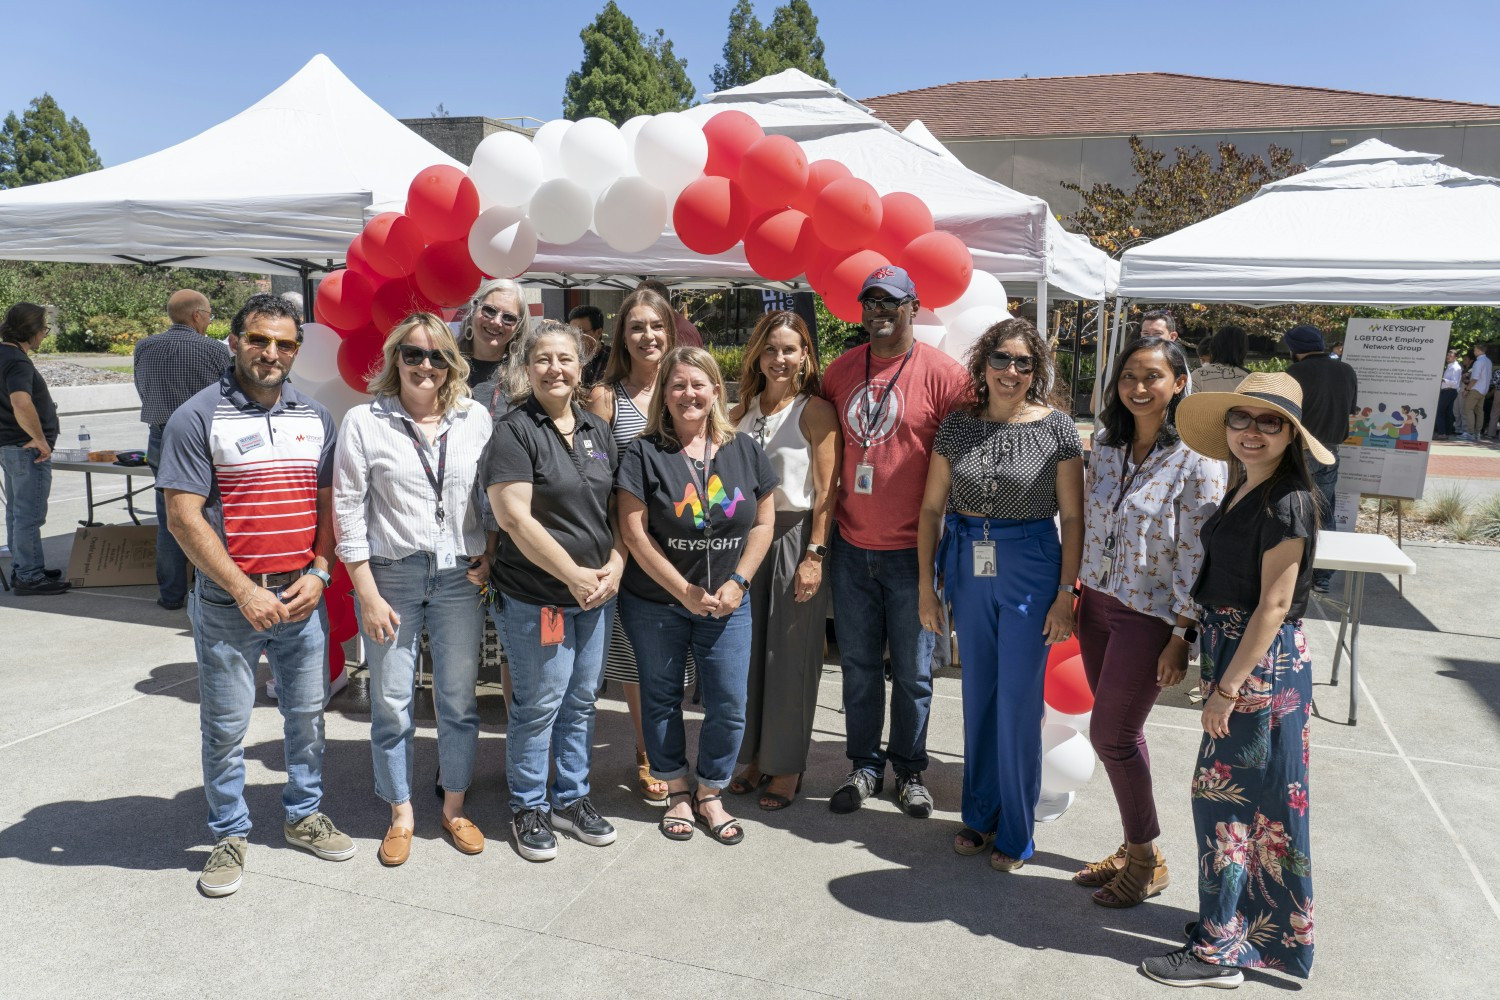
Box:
[378,826,412,867]
[442,815,485,855]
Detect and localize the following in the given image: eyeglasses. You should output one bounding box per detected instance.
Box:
[478,305,521,325]
[859,295,909,313]
[399,345,452,370]
[752,415,769,445]
[1224,409,1286,434]
[239,333,300,354]
[987,351,1036,375]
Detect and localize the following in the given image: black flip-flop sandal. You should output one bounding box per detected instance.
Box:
[693,793,744,845]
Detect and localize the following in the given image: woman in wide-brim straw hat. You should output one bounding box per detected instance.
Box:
[1139,371,1321,989]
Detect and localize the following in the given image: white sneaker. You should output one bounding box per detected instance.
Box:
[265,677,278,701]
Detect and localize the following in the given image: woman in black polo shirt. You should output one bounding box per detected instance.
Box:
[616,346,777,845]
[486,320,625,863]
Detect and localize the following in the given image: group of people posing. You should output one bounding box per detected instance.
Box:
[0,262,1328,988]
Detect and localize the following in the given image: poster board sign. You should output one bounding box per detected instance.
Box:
[1334,318,1450,512]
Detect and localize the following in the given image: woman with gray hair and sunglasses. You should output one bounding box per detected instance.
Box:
[460,277,531,392]
[333,312,493,867]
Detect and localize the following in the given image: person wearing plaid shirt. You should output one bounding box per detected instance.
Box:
[134,289,230,609]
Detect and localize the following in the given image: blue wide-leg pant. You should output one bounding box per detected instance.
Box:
[938,513,1059,860]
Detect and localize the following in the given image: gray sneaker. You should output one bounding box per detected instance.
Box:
[198,836,247,897]
[895,771,934,818]
[283,812,357,861]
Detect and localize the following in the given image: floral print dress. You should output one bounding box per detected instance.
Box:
[1192,611,1315,977]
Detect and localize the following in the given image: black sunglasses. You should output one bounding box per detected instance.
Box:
[859,295,910,312]
[399,345,452,370]
[1224,409,1286,434]
[987,351,1035,375]
[478,305,521,325]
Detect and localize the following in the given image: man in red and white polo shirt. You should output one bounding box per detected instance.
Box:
[159,293,355,897]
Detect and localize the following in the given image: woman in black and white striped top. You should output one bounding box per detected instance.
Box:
[586,287,690,805]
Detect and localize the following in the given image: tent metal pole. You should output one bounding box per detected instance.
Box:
[1035,279,1049,341]
[1071,300,1084,413]
[1097,295,1124,414]
[300,266,314,322]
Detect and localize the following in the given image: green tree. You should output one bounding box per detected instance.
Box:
[763,0,835,85]
[563,2,696,123]
[0,93,103,189]
[711,0,768,92]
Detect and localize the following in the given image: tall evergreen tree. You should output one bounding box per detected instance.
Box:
[710,0,769,92]
[0,94,103,189]
[563,2,696,123]
[764,0,835,85]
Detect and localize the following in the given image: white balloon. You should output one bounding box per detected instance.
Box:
[560,117,629,192]
[293,323,342,384]
[936,270,1008,325]
[912,307,946,348]
[634,112,708,197]
[1044,704,1092,735]
[619,114,651,172]
[527,177,593,245]
[308,377,374,428]
[468,131,544,210]
[1040,723,1096,794]
[593,175,667,253]
[469,206,537,278]
[530,119,572,179]
[940,303,1011,362]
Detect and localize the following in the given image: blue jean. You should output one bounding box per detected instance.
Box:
[938,515,1059,860]
[357,553,483,805]
[147,424,189,605]
[188,574,328,839]
[499,595,613,814]
[1310,459,1337,587]
[620,590,752,788]
[1,444,52,583]
[829,529,936,776]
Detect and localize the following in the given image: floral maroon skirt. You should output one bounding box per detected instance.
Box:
[1190,607,1315,979]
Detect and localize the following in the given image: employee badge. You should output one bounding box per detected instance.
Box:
[972,540,997,578]
[853,462,875,495]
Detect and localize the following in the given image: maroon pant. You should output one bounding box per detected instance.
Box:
[1076,586,1173,844]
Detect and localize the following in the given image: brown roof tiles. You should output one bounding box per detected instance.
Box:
[862,73,1500,139]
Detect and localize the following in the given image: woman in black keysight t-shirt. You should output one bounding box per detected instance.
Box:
[616,346,776,846]
[1138,371,1325,988]
[486,320,626,863]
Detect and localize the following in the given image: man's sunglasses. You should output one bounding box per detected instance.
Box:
[239,333,300,354]
[1224,409,1286,434]
[987,351,1036,375]
[399,345,452,370]
[478,305,521,325]
[858,295,911,313]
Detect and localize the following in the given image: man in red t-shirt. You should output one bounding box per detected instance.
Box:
[821,266,969,818]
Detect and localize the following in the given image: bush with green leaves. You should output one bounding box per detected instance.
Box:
[708,343,746,384]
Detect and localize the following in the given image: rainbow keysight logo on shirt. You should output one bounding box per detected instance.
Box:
[675,475,745,529]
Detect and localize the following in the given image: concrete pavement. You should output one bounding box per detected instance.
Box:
[1,489,1498,999]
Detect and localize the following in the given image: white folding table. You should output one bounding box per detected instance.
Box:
[49,460,155,526]
[1311,532,1417,725]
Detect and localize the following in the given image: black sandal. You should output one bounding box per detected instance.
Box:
[658,791,695,841]
[727,770,767,796]
[693,793,745,845]
[758,774,803,812]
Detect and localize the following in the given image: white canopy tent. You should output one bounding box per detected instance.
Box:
[0,54,463,278]
[526,70,1120,338]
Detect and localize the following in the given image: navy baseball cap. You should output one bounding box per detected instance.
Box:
[859,265,917,301]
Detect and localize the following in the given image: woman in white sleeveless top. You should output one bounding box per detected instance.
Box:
[726,311,840,810]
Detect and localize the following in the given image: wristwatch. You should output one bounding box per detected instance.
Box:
[302,566,333,587]
[806,542,829,559]
[1057,584,1078,596]
[728,572,751,591]
[1171,624,1200,644]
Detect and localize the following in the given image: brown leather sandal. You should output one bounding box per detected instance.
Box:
[1092,849,1169,908]
[1072,843,1127,886]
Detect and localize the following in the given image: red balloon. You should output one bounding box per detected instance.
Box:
[825,249,891,323]
[336,331,384,392]
[902,230,973,309]
[371,276,440,333]
[702,110,765,179]
[739,135,808,210]
[361,212,426,279]
[1046,634,1081,670]
[328,641,346,682]
[802,240,843,293]
[313,270,375,331]
[673,175,752,256]
[329,602,357,644]
[744,209,818,281]
[1045,654,1095,715]
[344,234,380,281]
[407,165,480,243]
[873,192,935,260]
[329,561,351,595]
[812,177,883,252]
[413,239,483,308]
[790,159,853,215]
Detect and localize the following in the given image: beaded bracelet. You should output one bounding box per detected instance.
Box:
[1213,683,1241,702]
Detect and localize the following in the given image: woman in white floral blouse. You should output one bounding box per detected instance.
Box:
[1071,336,1227,908]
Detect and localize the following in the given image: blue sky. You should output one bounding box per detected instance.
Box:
[3,0,1498,166]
